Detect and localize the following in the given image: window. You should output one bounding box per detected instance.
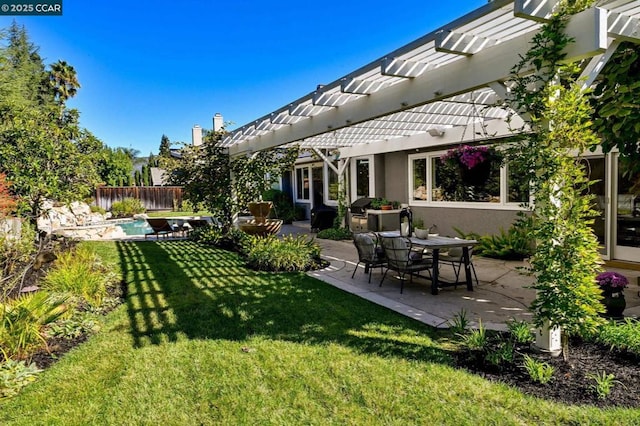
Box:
[408,147,528,208]
[295,166,310,201]
[433,154,500,203]
[412,158,427,201]
[350,156,374,200]
[327,160,339,202]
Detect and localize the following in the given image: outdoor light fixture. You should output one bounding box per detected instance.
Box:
[428,127,446,137]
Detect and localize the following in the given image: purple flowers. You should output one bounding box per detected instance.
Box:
[596,272,629,292]
[441,145,491,170]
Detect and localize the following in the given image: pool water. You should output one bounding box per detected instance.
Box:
[116,220,152,236]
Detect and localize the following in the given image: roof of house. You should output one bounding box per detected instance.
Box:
[219,0,640,158]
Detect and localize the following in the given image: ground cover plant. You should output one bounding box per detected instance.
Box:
[2,240,640,424]
[453,318,640,409]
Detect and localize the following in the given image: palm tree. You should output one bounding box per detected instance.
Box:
[48,60,80,105]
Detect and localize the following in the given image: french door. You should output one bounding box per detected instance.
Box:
[614,156,640,262]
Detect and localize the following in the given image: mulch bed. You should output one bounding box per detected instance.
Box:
[454,336,640,408]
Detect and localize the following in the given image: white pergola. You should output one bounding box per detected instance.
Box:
[219,0,640,161]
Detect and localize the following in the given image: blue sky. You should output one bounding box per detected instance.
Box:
[1,0,488,155]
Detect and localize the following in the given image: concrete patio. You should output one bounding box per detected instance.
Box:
[279,222,640,331]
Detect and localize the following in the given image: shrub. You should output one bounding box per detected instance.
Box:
[0,291,68,359]
[262,189,296,223]
[45,313,100,340]
[587,371,618,400]
[506,319,535,344]
[596,318,640,356]
[0,359,42,400]
[449,309,469,335]
[89,205,106,215]
[462,321,488,351]
[110,198,145,218]
[43,245,115,308]
[0,221,36,294]
[190,226,251,254]
[189,225,223,245]
[316,227,352,240]
[486,341,514,367]
[522,355,554,384]
[245,234,321,272]
[455,213,534,261]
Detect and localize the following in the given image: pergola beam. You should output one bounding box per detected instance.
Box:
[341,78,390,94]
[608,11,640,42]
[515,0,640,43]
[434,31,499,55]
[514,0,559,23]
[338,115,527,158]
[228,8,606,157]
[381,57,433,78]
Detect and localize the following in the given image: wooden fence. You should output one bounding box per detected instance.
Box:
[95,186,183,211]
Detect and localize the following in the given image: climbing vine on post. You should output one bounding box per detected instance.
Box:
[505,1,605,360]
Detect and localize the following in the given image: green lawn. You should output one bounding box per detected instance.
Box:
[2,240,639,425]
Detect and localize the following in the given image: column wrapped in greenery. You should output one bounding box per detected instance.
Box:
[506,1,605,360]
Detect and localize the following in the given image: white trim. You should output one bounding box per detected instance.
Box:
[294,165,311,202]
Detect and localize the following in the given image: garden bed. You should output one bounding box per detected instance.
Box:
[454,333,640,408]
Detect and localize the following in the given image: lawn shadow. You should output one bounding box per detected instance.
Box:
[116,240,455,364]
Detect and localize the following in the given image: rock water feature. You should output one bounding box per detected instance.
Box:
[239,202,283,236]
[37,201,127,240]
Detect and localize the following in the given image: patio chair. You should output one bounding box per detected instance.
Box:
[439,244,478,287]
[351,232,387,283]
[145,218,178,240]
[380,236,433,293]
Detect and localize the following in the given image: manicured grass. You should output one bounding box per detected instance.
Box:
[2,241,639,424]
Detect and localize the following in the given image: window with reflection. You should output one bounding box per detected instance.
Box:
[355,158,370,198]
[507,163,530,204]
[432,146,501,203]
[327,161,339,201]
[412,158,428,201]
[295,167,310,200]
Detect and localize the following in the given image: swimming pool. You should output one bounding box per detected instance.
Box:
[116,219,153,236]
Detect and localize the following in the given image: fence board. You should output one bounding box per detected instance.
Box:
[95,186,183,211]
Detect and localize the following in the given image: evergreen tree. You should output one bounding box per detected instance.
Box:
[159,134,171,157]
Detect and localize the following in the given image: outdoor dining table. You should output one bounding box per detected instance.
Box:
[377,231,478,295]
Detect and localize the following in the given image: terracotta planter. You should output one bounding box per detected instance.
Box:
[380,205,393,211]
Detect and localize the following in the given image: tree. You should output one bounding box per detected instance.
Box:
[0,105,101,221]
[48,60,80,106]
[167,131,233,226]
[159,134,171,157]
[590,42,640,173]
[98,147,134,186]
[0,21,47,107]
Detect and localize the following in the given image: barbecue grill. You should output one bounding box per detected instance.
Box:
[349,197,374,233]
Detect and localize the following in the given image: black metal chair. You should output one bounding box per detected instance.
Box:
[439,244,478,287]
[380,236,433,293]
[352,232,387,283]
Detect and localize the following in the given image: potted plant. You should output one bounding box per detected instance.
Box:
[596,271,629,318]
[369,198,383,210]
[380,199,393,210]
